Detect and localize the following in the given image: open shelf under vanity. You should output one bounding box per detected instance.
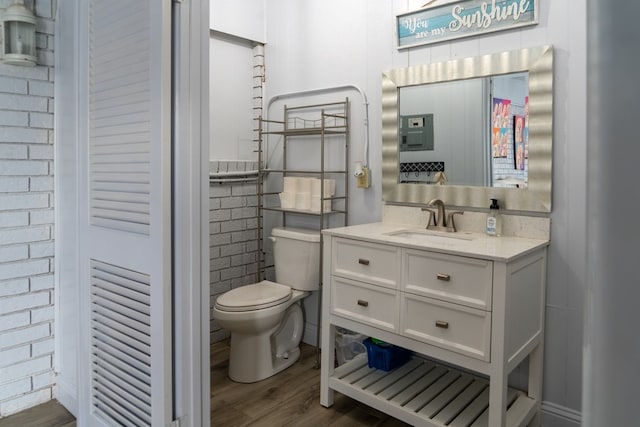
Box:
[330,353,536,427]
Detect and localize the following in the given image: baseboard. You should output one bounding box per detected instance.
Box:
[541,401,582,427]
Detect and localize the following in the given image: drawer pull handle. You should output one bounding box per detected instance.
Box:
[436,273,451,282]
[357,299,369,307]
[435,320,449,329]
[358,258,370,266]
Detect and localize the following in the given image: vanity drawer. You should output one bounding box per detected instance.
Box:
[331,276,399,332]
[332,238,400,289]
[403,249,493,311]
[401,293,491,361]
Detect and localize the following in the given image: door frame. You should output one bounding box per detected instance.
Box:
[172,0,211,426]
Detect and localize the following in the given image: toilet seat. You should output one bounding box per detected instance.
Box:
[215,280,292,312]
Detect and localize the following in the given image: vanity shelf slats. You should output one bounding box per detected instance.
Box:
[329,353,536,427]
[448,387,490,427]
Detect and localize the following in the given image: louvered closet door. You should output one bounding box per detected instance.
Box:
[78,1,173,426]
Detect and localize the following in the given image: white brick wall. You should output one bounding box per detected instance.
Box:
[0,0,56,418]
[209,161,261,343]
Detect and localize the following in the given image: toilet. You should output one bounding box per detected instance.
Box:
[212,226,320,383]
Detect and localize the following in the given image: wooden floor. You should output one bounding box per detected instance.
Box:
[0,400,76,427]
[212,339,410,427]
[1,341,409,427]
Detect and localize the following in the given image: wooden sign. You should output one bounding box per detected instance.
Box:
[397,0,538,49]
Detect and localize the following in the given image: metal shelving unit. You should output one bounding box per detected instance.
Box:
[257,99,350,364]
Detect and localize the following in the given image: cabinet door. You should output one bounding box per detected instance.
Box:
[331,276,399,332]
[401,293,491,361]
[404,249,493,311]
[332,238,400,289]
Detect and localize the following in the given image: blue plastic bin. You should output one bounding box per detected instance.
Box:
[363,338,410,371]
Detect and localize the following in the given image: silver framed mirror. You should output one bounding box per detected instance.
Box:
[382,45,553,212]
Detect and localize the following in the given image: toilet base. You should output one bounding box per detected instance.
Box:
[228,339,301,383]
[228,302,304,383]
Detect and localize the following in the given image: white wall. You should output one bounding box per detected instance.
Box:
[209,36,258,161]
[209,0,266,162]
[209,0,265,43]
[263,0,586,423]
[264,1,391,227]
[0,0,57,417]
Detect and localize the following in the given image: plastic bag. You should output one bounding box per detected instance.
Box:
[335,327,367,365]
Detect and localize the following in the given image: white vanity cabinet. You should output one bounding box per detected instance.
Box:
[320,224,548,427]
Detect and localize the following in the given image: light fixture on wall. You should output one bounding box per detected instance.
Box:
[0,0,37,67]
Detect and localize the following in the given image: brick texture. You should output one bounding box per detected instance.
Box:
[209,161,261,343]
[0,0,56,418]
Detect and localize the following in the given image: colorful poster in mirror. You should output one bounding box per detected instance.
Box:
[492,127,508,158]
[514,115,525,170]
[492,98,511,158]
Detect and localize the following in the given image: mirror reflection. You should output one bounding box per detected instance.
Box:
[398,72,529,188]
[382,45,553,212]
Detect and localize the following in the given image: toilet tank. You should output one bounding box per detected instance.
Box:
[271,227,320,291]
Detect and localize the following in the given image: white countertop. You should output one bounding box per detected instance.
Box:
[322,222,549,262]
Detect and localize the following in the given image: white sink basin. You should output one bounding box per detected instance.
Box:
[385,229,476,242]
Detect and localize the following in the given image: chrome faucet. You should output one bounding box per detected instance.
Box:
[422,199,463,232]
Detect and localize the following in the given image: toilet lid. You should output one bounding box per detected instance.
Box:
[215,280,292,312]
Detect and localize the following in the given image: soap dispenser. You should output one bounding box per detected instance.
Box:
[486,198,502,236]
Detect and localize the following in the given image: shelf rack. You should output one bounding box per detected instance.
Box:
[257,99,350,363]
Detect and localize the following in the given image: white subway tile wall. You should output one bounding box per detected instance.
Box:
[0,0,57,418]
[209,161,261,342]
